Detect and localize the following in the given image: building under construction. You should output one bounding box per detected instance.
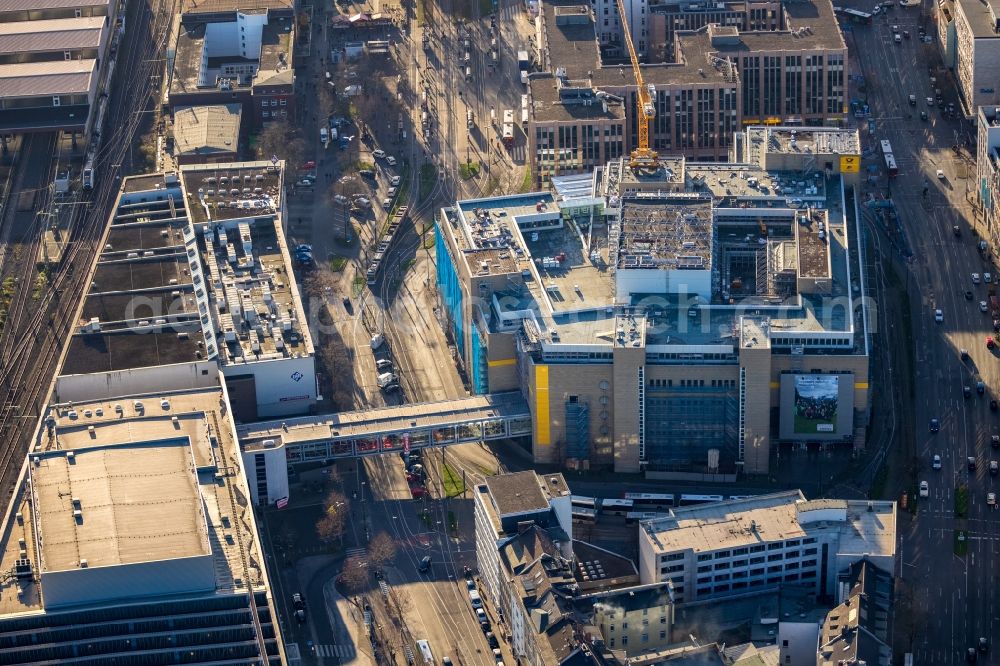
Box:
[434,124,869,479]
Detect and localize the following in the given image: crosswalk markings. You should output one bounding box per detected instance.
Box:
[315,644,355,658]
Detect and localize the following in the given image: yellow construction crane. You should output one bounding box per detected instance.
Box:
[615,0,658,169]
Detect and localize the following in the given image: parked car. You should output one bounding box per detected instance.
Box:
[376,359,393,371]
[372,149,387,159]
[386,156,397,166]
[469,589,483,609]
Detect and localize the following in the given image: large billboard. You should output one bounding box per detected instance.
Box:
[779,374,854,440]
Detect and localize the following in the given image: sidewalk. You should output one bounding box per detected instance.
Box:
[321,575,376,666]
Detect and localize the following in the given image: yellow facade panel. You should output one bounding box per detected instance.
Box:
[535,365,550,446]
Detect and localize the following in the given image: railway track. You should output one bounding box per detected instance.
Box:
[0,0,178,499]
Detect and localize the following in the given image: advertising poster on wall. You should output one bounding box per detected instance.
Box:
[793,374,839,434]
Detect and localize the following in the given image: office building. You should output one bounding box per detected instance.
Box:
[681,18,847,126]
[637,491,896,604]
[647,0,783,60]
[167,0,296,128]
[938,0,1000,111]
[436,125,868,475]
[529,0,847,185]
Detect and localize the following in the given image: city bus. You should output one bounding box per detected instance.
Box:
[502,109,515,147]
[842,7,872,23]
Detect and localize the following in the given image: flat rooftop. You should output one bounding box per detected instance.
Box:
[618,196,713,271]
[170,19,292,96]
[746,126,861,162]
[61,327,206,376]
[239,391,531,448]
[0,388,266,615]
[0,16,105,55]
[485,470,560,516]
[0,59,96,98]
[528,74,626,123]
[180,163,310,365]
[179,0,292,15]
[181,161,282,224]
[641,491,896,558]
[31,439,210,573]
[956,0,1000,39]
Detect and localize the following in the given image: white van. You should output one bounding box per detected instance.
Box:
[416,639,434,665]
[469,589,482,608]
[320,127,329,145]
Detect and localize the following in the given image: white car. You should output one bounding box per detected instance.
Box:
[987,272,994,283]
[386,156,397,166]
[333,194,349,205]
[919,481,929,498]
[990,492,998,507]
[982,301,990,313]
[934,309,944,322]
[936,169,945,179]
[973,273,981,284]
[932,454,942,470]
[372,149,386,159]
[354,196,371,207]
[387,187,398,197]
[381,198,392,210]
[390,175,401,186]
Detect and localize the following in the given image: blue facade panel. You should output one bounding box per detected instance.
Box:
[435,222,465,363]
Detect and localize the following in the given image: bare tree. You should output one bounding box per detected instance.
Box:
[338,555,370,593]
[255,120,307,168]
[316,489,350,544]
[301,269,339,300]
[367,531,398,569]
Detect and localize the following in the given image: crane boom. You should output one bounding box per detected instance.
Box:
[615,0,658,167]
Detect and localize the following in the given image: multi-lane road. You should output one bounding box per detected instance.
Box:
[844,1,1000,661]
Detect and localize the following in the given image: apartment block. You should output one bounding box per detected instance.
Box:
[977,105,1000,251]
[939,0,1000,112]
[637,492,896,605]
[474,471,573,610]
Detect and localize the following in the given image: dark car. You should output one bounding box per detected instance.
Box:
[969,457,978,471]
[969,647,978,662]
[342,296,353,313]
[967,290,975,300]
[930,418,940,433]
[980,637,989,653]
[979,381,987,394]
[419,556,432,572]
[920,110,928,121]
[292,593,306,610]
[359,169,376,179]
[992,435,999,449]
[962,348,970,360]
[992,399,998,412]
[965,386,973,398]
[295,608,306,624]
[486,632,499,649]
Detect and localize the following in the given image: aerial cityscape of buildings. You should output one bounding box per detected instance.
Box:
[0,0,996,662]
